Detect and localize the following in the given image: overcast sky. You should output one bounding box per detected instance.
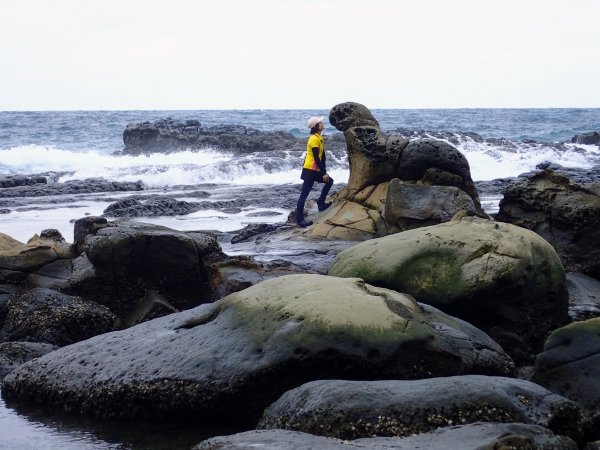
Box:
[1,0,599,110]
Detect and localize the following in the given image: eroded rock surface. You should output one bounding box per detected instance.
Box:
[497,169,600,277]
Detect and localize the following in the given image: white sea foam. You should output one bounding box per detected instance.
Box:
[2,140,598,187]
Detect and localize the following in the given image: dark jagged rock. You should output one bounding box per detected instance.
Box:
[2,275,513,423]
[384,180,479,233]
[0,179,144,199]
[497,169,600,277]
[571,131,600,146]
[0,341,58,381]
[0,175,47,189]
[194,424,578,450]
[103,197,203,217]
[0,294,11,327]
[567,272,600,321]
[259,376,587,443]
[0,288,120,346]
[230,223,280,244]
[121,118,349,155]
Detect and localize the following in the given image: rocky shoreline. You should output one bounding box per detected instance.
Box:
[1,103,600,449]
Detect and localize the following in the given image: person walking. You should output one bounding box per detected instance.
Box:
[295,116,334,227]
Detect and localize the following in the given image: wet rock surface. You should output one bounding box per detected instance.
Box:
[103,197,205,217]
[497,169,600,277]
[0,288,120,346]
[0,341,58,381]
[532,318,600,425]
[0,179,144,198]
[329,216,569,364]
[1,275,514,423]
[0,175,47,189]
[258,376,587,443]
[567,272,600,321]
[194,423,578,450]
[572,131,600,146]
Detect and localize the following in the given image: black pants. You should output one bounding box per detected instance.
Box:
[296,173,334,222]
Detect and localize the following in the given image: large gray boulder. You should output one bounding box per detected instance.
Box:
[531,318,600,426]
[2,275,514,423]
[31,220,226,320]
[258,376,587,443]
[497,169,600,278]
[194,424,578,450]
[328,216,569,364]
[0,288,120,346]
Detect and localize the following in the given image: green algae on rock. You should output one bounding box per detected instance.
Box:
[328,215,569,364]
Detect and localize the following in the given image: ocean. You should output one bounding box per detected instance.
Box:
[0,108,599,448]
[1,108,599,245]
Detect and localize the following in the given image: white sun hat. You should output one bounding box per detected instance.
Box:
[307,116,325,129]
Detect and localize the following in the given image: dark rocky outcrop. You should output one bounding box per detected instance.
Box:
[571,131,600,146]
[68,220,224,318]
[0,175,47,189]
[121,118,347,156]
[259,376,587,443]
[194,424,578,450]
[329,216,569,364]
[497,169,600,277]
[384,180,479,233]
[103,197,204,217]
[2,275,514,423]
[0,288,120,346]
[567,273,600,321]
[0,179,144,199]
[0,341,58,381]
[230,223,280,244]
[532,318,600,428]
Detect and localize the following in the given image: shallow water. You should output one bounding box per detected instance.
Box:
[0,387,238,449]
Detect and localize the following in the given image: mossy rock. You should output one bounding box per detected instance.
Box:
[2,274,513,424]
[329,216,569,364]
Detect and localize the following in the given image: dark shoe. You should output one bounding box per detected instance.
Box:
[317,201,332,212]
[297,219,313,228]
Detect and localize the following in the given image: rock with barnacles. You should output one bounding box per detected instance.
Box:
[2,274,513,423]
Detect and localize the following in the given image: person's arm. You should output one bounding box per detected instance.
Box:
[311,147,327,173]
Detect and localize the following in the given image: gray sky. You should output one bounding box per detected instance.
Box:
[1,0,599,110]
